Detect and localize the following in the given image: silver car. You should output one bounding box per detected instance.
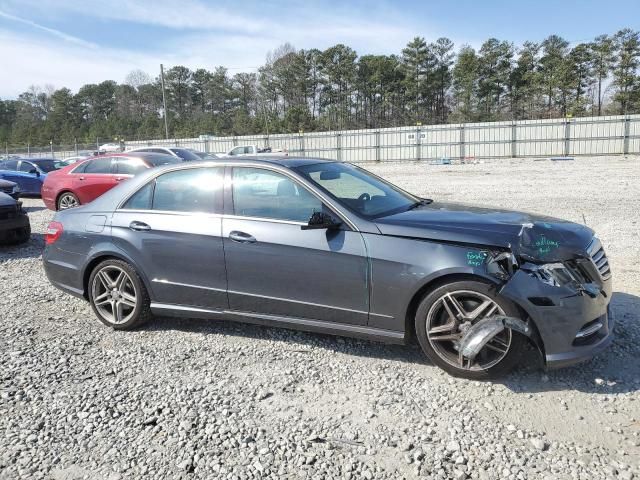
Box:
[43,157,613,379]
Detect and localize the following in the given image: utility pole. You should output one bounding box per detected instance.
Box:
[160,64,170,139]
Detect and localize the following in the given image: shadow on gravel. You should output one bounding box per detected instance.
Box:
[143,315,429,366]
[501,291,640,395]
[140,290,640,390]
[23,205,47,213]
[0,233,45,260]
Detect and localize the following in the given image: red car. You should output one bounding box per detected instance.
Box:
[42,152,181,210]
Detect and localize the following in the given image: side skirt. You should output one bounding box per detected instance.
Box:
[150,302,407,345]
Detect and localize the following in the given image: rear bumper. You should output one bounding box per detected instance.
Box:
[42,246,86,299]
[501,270,613,369]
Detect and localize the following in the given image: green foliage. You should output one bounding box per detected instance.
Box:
[0,29,638,148]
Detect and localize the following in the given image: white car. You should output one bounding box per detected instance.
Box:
[126,146,205,161]
[222,145,288,157]
[99,143,122,153]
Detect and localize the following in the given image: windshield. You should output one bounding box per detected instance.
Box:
[188,149,217,160]
[33,160,60,172]
[294,162,418,218]
[170,148,202,161]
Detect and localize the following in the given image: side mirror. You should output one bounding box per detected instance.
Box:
[29,168,40,176]
[301,211,342,230]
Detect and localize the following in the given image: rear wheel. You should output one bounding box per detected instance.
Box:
[57,192,80,210]
[88,259,152,330]
[415,280,525,379]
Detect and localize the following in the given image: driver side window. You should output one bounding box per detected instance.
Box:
[18,161,36,173]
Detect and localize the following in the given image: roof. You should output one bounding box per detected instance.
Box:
[226,156,336,168]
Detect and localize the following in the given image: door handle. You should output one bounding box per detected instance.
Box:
[78,176,85,181]
[129,221,151,232]
[115,177,125,182]
[229,230,256,243]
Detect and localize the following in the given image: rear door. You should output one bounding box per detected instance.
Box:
[110,166,227,310]
[72,157,117,203]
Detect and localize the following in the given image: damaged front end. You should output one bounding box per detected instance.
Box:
[461,224,614,369]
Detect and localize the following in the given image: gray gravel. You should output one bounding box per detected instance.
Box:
[1,156,639,479]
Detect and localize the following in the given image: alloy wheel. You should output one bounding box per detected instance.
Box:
[59,194,79,210]
[425,290,512,371]
[91,265,138,324]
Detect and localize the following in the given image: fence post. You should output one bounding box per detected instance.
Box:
[459,124,466,160]
[623,116,631,155]
[27,143,30,157]
[336,133,342,161]
[415,125,421,161]
[564,118,571,156]
[232,136,238,147]
[50,140,53,158]
[299,131,305,157]
[511,122,517,158]
[74,138,78,155]
[375,130,381,162]
[96,138,99,151]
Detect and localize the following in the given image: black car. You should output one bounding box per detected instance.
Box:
[0,178,20,200]
[0,192,30,244]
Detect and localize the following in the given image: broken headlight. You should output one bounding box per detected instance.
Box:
[524,262,580,287]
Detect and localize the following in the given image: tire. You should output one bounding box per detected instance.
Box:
[57,192,80,210]
[88,259,152,330]
[415,279,525,380]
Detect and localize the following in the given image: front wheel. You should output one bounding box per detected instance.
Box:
[415,280,526,379]
[88,259,152,330]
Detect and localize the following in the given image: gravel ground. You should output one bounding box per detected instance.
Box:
[1,155,639,480]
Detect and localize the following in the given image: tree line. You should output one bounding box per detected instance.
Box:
[1,28,639,147]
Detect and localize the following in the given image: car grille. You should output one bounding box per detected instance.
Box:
[587,237,611,280]
[0,205,17,220]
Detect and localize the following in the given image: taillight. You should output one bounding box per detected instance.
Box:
[45,221,64,245]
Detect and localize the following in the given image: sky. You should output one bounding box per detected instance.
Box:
[0,0,639,98]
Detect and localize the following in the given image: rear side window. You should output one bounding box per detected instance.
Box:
[2,160,18,170]
[169,148,201,161]
[83,157,113,174]
[18,161,35,173]
[115,158,147,175]
[121,167,222,213]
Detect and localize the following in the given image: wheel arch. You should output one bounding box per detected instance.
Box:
[81,250,153,301]
[403,272,502,344]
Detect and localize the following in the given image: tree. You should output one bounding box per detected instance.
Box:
[612,28,640,114]
[477,39,514,119]
[590,35,615,115]
[452,46,479,122]
[401,37,430,121]
[539,35,570,116]
[430,38,455,123]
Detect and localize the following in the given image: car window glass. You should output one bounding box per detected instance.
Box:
[19,161,35,172]
[116,158,147,175]
[83,157,113,174]
[2,160,18,170]
[123,181,154,210]
[152,168,221,213]
[229,147,243,156]
[169,148,200,161]
[151,148,167,154]
[72,161,89,173]
[232,168,322,222]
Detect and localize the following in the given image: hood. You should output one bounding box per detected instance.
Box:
[374,201,594,262]
[0,178,16,188]
[0,192,17,207]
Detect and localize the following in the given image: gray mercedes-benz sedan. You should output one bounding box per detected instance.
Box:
[43,157,613,379]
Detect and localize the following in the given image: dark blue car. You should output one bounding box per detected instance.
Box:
[0,158,62,195]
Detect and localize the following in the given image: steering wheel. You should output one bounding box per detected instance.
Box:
[358,193,371,202]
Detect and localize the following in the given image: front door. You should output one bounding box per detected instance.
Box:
[110,166,227,310]
[17,161,43,195]
[222,166,369,325]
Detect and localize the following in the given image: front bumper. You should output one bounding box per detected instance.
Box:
[500,269,613,368]
[0,214,30,241]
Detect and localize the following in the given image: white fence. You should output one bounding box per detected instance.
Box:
[124,114,640,162]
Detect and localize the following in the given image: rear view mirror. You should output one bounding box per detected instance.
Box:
[319,170,340,180]
[301,211,342,230]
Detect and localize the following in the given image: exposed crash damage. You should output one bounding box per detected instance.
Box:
[447,221,614,371]
[373,201,613,376]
